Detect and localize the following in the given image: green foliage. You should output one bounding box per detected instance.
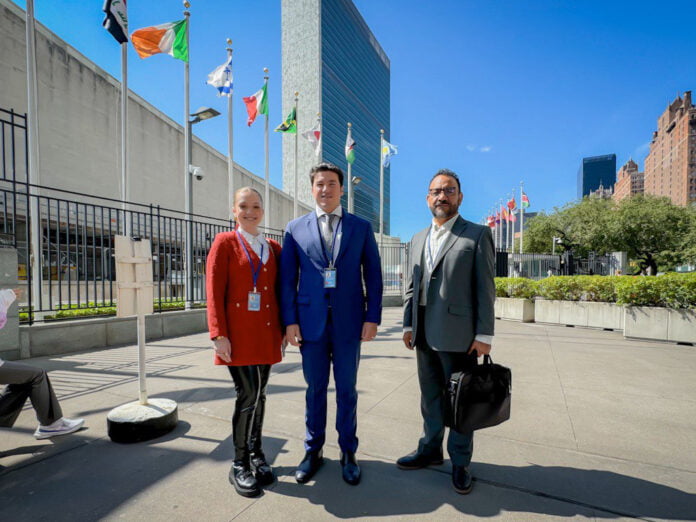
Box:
[20,300,206,321]
[536,276,584,301]
[495,274,696,309]
[522,195,696,274]
[494,277,538,299]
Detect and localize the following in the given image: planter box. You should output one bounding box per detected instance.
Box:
[668,310,696,343]
[586,302,624,330]
[534,299,561,324]
[535,300,624,330]
[495,297,535,322]
[625,306,696,344]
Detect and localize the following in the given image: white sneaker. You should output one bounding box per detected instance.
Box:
[34,417,85,440]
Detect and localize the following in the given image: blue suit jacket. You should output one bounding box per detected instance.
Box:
[280,209,383,343]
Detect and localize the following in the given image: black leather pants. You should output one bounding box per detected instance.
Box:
[228,365,271,462]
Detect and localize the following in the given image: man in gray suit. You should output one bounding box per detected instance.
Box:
[397,168,495,495]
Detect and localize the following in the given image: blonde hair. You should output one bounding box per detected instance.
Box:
[233,186,264,208]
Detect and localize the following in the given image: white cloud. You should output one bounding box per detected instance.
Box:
[480,146,492,153]
[466,144,476,152]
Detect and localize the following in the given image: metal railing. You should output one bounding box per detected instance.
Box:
[0,180,292,322]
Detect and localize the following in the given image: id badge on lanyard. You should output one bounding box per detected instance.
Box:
[324,267,337,288]
[322,216,341,288]
[238,232,264,311]
[247,291,261,311]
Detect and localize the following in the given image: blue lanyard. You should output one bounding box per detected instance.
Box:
[237,232,264,291]
[319,215,341,267]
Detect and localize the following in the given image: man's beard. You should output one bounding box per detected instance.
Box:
[430,203,458,220]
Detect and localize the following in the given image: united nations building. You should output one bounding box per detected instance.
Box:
[281,0,391,234]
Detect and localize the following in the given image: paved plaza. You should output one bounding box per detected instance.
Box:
[1,308,695,521]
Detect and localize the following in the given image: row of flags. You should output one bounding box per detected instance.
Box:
[102,2,398,170]
[486,192,531,228]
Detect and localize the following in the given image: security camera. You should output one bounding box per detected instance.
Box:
[189,165,205,181]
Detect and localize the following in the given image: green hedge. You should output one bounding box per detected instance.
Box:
[20,300,206,321]
[494,273,696,309]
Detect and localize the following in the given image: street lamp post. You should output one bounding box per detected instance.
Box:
[185,107,220,309]
[349,175,361,214]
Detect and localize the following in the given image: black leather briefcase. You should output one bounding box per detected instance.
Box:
[447,355,511,433]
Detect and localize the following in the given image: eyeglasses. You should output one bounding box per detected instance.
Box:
[428,187,458,197]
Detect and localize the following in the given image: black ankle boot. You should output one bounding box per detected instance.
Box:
[250,451,275,486]
[229,459,260,497]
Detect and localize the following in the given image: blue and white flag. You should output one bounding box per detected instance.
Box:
[381,139,398,168]
[206,56,233,97]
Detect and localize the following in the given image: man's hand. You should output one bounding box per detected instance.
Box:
[402,331,413,350]
[285,324,303,347]
[361,322,378,342]
[468,340,491,357]
[213,336,232,363]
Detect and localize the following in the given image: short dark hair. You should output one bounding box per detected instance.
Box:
[430,168,461,192]
[310,162,344,186]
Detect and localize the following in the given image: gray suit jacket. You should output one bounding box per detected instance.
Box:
[403,216,495,352]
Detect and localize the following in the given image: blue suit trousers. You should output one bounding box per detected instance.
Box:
[300,310,361,453]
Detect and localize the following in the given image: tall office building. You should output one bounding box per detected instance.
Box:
[577,154,616,199]
[613,159,644,202]
[643,91,696,207]
[281,0,391,233]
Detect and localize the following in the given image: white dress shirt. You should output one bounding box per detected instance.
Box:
[404,215,493,345]
[315,205,343,262]
[237,227,269,264]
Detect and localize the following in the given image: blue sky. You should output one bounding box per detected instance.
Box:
[14,0,696,239]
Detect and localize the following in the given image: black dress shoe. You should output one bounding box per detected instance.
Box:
[396,450,444,470]
[295,450,323,484]
[340,451,361,485]
[229,460,261,497]
[250,451,275,486]
[452,465,473,495]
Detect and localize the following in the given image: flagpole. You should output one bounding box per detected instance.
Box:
[263,68,270,230]
[379,129,384,256]
[293,92,299,218]
[507,193,512,252]
[25,0,44,318]
[499,199,504,252]
[347,122,353,213]
[519,181,524,254]
[317,112,323,159]
[121,42,130,237]
[226,39,234,222]
[183,1,192,310]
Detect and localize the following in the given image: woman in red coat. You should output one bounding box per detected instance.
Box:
[206,187,283,498]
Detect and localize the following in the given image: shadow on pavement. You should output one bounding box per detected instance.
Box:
[269,460,696,519]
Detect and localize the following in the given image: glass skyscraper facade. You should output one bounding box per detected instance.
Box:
[577,154,616,199]
[281,0,391,234]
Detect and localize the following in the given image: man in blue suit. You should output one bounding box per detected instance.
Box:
[280,162,383,486]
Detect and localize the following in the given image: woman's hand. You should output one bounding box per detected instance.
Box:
[213,336,232,363]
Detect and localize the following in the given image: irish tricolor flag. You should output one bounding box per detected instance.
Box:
[243,84,269,126]
[131,20,188,62]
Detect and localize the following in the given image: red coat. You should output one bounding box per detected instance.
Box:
[206,231,283,366]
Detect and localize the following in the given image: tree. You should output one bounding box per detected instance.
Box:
[523,198,613,255]
[607,195,692,274]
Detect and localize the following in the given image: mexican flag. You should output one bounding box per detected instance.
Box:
[243,84,268,126]
[522,191,530,208]
[345,134,355,164]
[275,108,297,133]
[131,19,188,62]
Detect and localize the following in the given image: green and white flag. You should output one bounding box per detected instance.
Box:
[345,133,355,164]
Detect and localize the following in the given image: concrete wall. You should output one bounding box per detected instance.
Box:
[0,248,20,360]
[0,0,311,229]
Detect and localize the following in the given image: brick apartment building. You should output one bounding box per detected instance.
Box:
[613,159,644,202]
[643,91,696,206]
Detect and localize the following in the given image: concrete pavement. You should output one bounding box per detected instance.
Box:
[1,307,695,520]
